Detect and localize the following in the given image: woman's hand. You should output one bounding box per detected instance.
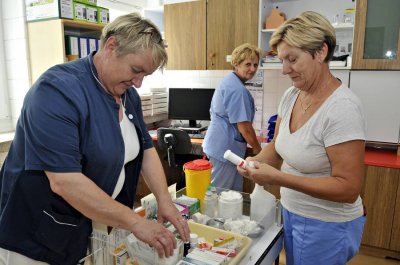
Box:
[130,216,178,258]
[238,161,280,186]
[157,199,190,242]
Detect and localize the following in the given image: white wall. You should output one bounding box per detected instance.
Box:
[1,0,30,131]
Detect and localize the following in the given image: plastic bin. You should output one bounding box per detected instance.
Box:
[188,221,252,265]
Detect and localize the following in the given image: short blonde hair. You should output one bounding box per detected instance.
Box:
[269,11,336,62]
[101,12,167,69]
[231,43,262,67]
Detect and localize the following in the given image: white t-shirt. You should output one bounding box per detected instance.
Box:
[275,84,365,222]
[111,108,140,198]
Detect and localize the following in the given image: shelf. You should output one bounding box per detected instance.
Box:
[332,23,354,29]
[61,19,105,31]
[261,23,353,34]
[261,28,276,33]
[259,63,351,70]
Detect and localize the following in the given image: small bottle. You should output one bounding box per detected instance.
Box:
[202,190,216,218]
[190,233,199,249]
[210,185,219,217]
[183,241,190,257]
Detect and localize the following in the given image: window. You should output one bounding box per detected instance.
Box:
[0,7,12,133]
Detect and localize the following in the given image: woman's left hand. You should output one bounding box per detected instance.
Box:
[157,200,190,242]
[238,161,280,186]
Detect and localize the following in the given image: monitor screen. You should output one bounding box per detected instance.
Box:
[168,88,215,128]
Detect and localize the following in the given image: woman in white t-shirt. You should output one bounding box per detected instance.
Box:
[238,11,366,265]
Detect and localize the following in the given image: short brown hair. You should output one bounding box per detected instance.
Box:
[101,12,167,69]
[231,43,262,67]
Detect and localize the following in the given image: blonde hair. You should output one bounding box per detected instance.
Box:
[269,11,336,62]
[231,43,262,67]
[100,12,167,69]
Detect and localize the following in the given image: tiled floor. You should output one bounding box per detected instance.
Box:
[278,250,400,265]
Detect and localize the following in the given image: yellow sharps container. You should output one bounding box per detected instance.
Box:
[183,159,212,207]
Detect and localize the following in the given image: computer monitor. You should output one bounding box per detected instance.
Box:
[168,88,215,129]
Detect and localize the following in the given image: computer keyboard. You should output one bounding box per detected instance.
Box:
[188,133,206,139]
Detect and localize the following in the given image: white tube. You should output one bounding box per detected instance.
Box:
[224,150,254,169]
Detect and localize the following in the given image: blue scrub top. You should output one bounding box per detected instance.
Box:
[0,52,153,264]
[203,72,255,161]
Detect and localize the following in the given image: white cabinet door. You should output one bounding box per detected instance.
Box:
[349,71,400,143]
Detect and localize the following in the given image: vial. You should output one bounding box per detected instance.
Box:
[189,233,198,248]
[183,241,190,257]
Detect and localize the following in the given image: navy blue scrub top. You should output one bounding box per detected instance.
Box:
[0,52,153,265]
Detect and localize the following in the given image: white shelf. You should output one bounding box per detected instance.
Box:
[261,23,353,34]
[259,63,351,70]
[332,23,354,29]
[261,28,276,33]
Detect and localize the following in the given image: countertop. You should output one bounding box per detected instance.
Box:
[365,147,400,169]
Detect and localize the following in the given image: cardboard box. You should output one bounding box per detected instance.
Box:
[74,0,97,6]
[73,2,87,21]
[97,6,110,24]
[25,0,73,21]
[86,5,98,23]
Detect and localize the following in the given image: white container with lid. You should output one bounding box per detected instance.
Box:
[218,190,243,220]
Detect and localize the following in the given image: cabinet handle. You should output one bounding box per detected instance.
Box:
[209,52,216,66]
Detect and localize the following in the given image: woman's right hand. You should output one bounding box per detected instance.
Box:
[130,217,177,258]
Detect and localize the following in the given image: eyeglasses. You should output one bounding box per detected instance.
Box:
[138,30,163,45]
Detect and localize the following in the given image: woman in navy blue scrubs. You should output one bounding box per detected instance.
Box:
[0,12,189,265]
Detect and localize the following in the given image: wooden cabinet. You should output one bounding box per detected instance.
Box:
[164,0,206,70]
[27,19,103,83]
[164,0,258,70]
[352,0,400,69]
[361,165,400,255]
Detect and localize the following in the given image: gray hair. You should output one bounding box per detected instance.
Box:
[269,11,336,62]
[231,43,262,67]
[100,12,167,69]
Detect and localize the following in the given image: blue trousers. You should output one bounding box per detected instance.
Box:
[283,207,365,265]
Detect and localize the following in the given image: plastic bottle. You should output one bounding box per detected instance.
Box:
[202,190,217,218]
[250,184,276,228]
[210,185,219,217]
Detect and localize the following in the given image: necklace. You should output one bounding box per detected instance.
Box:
[298,75,334,114]
[299,95,312,114]
[89,56,126,107]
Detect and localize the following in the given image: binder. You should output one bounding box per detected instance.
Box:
[78,37,89,58]
[88,38,98,53]
[65,35,79,56]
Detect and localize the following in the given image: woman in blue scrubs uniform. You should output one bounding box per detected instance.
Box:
[203,43,262,191]
[0,13,189,265]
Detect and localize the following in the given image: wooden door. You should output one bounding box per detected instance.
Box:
[164,0,206,70]
[361,166,399,248]
[352,0,400,69]
[390,168,400,251]
[207,0,259,70]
